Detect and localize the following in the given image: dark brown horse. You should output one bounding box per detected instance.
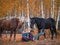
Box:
[0,18,24,41]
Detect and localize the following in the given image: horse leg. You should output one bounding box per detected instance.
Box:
[41,24,46,40]
[0,30,3,39]
[37,30,40,40]
[42,29,46,40]
[44,32,46,39]
[14,30,16,41]
[9,31,13,41]
[50,27,54,40]
[42,23,46,39]
[53,26,57,38]
[0,30,2,38]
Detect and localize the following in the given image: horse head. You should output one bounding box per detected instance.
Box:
[16,17,24,29]
[30,18,36,29]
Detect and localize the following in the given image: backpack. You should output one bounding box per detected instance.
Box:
[22,33,33,42]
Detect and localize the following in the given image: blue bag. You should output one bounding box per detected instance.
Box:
[22,33,33,42]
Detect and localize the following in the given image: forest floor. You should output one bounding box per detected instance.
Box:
[0,29,60,45]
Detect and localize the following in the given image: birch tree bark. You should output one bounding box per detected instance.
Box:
[27,0,30,31]
[51,0,55,18]
[56,7,60,30]
[41,0,45,18]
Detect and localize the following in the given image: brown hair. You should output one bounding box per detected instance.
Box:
[30,30,34,32]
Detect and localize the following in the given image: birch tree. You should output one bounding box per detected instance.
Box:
[51,0,55,18]
[56,0,60,30]
[41,0,45,18]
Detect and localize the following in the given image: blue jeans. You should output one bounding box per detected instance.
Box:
[33,31,45,40]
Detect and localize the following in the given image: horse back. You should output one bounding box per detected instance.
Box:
[1,18,19,30]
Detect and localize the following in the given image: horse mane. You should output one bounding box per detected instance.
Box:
[11,18,20,23]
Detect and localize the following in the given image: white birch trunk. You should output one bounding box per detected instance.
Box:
[51,0,55,18]
[27,0,30,31]
[41,0,44,18]
[56,7,60,30]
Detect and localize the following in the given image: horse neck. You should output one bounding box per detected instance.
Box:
[33,19,38,28]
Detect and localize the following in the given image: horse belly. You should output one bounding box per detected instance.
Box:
[45,24,50,29]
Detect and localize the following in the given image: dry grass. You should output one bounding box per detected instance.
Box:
[0,30,60,45]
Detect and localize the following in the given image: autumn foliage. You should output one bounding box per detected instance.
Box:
[0,0,60,18]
